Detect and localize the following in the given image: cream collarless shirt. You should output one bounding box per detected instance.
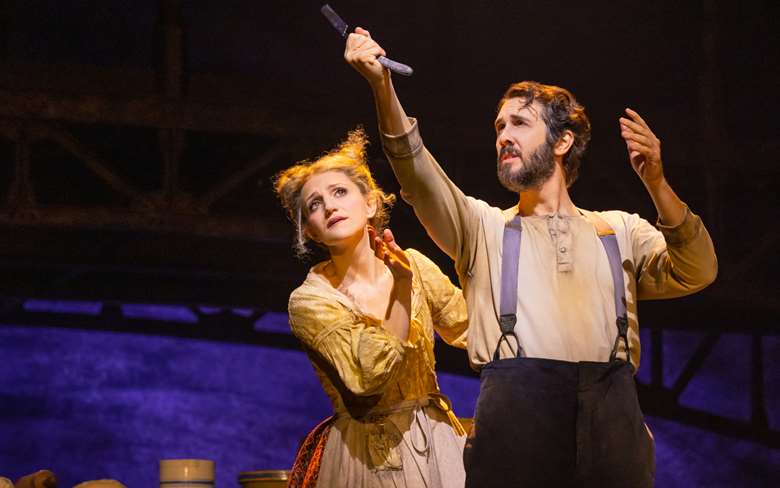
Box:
[381,118,718,369]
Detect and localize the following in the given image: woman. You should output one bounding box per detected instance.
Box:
[275,129,468,488]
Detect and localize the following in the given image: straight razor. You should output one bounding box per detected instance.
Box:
[320,4,414,77]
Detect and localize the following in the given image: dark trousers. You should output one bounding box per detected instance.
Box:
[464,357,655,488]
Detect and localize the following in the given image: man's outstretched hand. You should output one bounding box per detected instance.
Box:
[620,108,688,226]
[620,108,664,187]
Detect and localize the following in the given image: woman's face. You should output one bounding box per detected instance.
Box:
[301,170,376,250]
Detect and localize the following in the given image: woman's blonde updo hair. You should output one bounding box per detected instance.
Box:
[274,128,396,258]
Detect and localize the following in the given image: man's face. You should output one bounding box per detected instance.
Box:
[495,98,555,192]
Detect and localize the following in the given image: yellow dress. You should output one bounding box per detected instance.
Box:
[287,249,469,488]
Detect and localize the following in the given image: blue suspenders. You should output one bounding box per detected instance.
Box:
[599,231,630,362]
[495,216,523,361]
[497,215,630,362]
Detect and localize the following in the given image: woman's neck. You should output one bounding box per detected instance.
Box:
[326,231,383,287]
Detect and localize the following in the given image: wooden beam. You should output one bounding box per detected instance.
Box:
[637,383,779,449]
[0,89,289,135]
[199,141,288,210]
[0,205,289,241]
[670,332,720,399]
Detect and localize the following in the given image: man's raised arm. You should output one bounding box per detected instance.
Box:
[619,108,718,295]
[344,27,412,136]
[342,28,480,266]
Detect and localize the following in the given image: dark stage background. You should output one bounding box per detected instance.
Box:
[0,0,778,486]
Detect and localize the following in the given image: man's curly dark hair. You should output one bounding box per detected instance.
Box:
[498,81,591,187]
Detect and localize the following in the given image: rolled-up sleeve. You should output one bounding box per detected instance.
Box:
[632,205,718,300]
[288,290,406,396]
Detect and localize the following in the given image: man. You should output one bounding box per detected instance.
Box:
[344,27,717,487]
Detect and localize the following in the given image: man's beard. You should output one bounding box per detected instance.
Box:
[497,140,555,192]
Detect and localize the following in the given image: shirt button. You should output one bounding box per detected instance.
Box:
[559,247,567,253]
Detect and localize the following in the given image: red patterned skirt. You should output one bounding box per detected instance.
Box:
[287,416,335,488]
